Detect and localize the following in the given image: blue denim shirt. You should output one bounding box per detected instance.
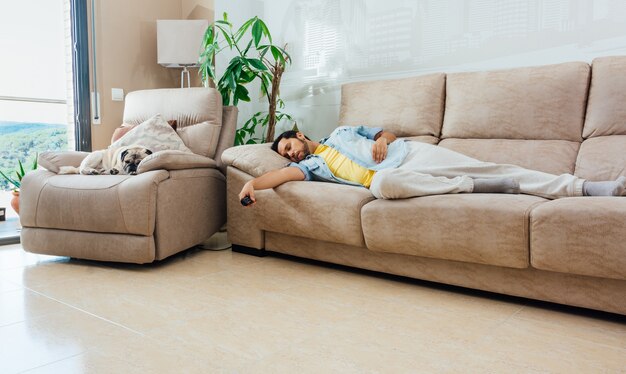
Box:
[289,126,408,187]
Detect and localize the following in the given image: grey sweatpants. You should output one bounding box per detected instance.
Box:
[369,141,585,200]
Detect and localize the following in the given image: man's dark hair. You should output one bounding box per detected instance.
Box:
[271,130,310,153]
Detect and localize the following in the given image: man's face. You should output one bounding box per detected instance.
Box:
[277,134,310,162]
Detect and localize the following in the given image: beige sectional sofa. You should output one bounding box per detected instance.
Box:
[222,56,626,315]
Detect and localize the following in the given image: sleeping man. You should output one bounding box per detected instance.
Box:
[238,126,626,206]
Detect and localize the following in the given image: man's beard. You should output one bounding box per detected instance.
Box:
[297,138,310,161]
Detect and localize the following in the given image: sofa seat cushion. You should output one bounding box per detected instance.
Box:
[530,198,626,280]
[361,194,547,268]
[20,170,169,236]
[253,181,375,247]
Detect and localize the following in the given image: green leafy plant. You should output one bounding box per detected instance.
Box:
[199,12,293,145]
[0,154,37,191]
[237,99,294,144]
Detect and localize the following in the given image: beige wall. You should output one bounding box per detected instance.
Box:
[88,0,214,150]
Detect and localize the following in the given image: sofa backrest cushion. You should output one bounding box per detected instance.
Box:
[442,62,590,141]
[123,88,223,159]
[575,56,626,181]
[339,73,445,138]
[575,136,626,181]
[439,139,580,175]
[583,56,626,138]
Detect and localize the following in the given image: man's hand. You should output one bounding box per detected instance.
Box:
[236,167,305,208]
[372,130,397,163]
[239,181,256,207]
[372,137,388,163]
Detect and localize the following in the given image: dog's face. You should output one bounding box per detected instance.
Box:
[119,146,152,175]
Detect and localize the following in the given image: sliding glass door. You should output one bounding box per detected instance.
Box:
[0,0,74,220]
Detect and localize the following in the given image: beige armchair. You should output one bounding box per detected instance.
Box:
[19,88,237,263]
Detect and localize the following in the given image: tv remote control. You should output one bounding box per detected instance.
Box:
[241,196,253,206]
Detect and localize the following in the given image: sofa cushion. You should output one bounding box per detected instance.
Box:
[442,62,589,141]
[176,120,222,158]
[110,114,193,153]
[137,150,216,173]
[221,143,287,177]
[253,181,375,247]
[583,56,626,138]
[123,87,222,129]
[530,198,626,281]
[111,120,177,144]
[38,151,89,174]
[439,139,580,175]
[575,136,626,181]
[361,194,547,268]
[20,170,169,236]
[339,73,445,137]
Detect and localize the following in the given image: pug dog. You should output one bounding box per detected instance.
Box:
[59,145,152,175]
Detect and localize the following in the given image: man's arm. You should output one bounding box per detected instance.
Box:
[238,166,305,207]
[372,130,397,163]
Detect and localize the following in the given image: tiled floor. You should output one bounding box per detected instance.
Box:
[0,244,625,373]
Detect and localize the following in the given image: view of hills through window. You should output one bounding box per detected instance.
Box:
[0,0,72,196]
[0,122,68,191]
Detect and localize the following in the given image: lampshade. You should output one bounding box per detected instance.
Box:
[157,20,208,67]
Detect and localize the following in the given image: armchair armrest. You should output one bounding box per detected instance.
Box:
[137,150,216,173]
[221,143,288,177]
[38,151,90,173]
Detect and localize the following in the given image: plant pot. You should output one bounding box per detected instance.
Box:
[10,190,19,215]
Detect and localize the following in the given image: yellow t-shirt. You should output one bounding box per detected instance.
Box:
[314,144,376,187]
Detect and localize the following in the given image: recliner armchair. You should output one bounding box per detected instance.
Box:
[19,88,237,263]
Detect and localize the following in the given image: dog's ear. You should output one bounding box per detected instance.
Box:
[120,149,129,161]
[145,149,153,155]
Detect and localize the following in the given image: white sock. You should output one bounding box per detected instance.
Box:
[583,177,626,196]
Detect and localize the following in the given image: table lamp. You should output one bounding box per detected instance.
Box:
[157,19,209,88]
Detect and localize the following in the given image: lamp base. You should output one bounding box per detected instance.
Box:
[180,66,191,88]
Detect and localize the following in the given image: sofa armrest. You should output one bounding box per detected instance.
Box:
[38,151,90,173]
[137,150,216,173]
[220,143,288,177]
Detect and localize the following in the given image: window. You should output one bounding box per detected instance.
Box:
[0,0,89,237]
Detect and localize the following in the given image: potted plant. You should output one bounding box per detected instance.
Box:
[199,13,293,145]
[0,155,37,215]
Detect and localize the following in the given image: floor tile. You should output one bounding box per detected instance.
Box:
[0,320,86,373]
[27,273,226,333]
[0,289,68,327]
[21,351,144,374]
[0,260,106,289]
[0,245,66,272]
[471,317,626,373]
[0,277,21,293]
[513,305,626,350]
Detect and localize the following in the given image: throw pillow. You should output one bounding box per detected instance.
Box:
[111,120,177,144]
[137,150,217,173]
[38,151,90,173]
[177,120,222,159]
[110,114,192,153]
